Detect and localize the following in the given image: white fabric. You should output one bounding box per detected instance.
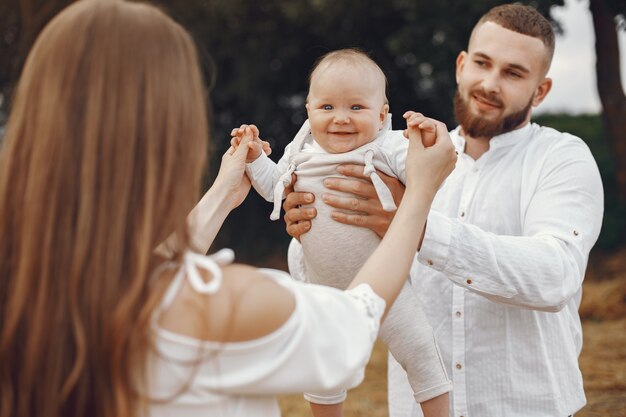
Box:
[388,123,604,417]
[147,250,385,417]
[252,117,451,404]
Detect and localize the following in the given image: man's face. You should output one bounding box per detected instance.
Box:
[454,21,552,138]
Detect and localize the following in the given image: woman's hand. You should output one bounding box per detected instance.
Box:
[182,129,257,254]
[214,128,255,210]
[230,123,272,163]
[402,111,456,195]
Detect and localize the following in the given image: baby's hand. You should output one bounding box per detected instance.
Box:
[402,111,437,147]
[230,124,271,163]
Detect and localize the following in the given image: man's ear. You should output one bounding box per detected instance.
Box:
[532,77,552,107]
[455,51,467,84]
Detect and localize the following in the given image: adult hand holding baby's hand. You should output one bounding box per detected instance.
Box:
[217,127,256,210]
[230,124,271,163]
[402,111,437,147]
[402,111,456,197]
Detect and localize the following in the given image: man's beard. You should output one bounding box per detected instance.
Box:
[454,89,533,138]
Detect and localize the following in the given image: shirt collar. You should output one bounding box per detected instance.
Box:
[451,122,534,154]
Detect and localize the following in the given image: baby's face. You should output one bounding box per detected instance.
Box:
[306,63,388,154]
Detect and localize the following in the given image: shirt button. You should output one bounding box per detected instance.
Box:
[466,278,473,285]
[460,211,465,217]
[456,363,462,370]
[427,259,434,266]
[455,311,462,318]
[573,230,579,236]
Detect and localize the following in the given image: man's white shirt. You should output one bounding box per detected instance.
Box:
[388,123,604,417]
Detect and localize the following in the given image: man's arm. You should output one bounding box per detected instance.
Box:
[418,137,604,312]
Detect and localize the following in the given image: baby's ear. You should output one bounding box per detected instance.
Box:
[379,103,390,126]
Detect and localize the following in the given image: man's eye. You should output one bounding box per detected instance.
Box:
[475,60,486,67]
[351,105,362,110]
[323,105,333,110]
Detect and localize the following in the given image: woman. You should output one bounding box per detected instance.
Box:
[0,1,456,417]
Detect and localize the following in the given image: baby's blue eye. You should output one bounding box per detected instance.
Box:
[323,105,333,110]
[351,105,362,111]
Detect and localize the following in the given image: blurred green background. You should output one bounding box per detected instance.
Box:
[1,0,624,265]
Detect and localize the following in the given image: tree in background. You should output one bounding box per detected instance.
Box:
[3,0,626,258]
[0,0,563,143]
[590,0,626,202]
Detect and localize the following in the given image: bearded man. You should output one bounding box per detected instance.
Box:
[283,4,604,417]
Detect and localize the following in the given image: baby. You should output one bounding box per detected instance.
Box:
[231,49,451,417]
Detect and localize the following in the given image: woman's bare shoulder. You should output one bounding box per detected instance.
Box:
[158,263,296,342]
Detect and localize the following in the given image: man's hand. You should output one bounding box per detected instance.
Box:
[322,164,405,238]
[282,174,316,241]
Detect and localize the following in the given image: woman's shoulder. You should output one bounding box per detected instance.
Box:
[223,264,296,339]
[158,263,296,343]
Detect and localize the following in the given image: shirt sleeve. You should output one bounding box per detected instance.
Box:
[418,135,604,312]
[245,143,294,201]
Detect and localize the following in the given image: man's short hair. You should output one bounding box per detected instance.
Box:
[475,4,555,63]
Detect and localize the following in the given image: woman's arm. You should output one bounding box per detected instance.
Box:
[188,134,256,253]
[157,131,254,255]
[349,115,455,314]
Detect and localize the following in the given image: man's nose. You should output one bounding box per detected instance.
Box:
[481,70,501,94]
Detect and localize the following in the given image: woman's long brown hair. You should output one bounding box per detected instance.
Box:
[0,1,209,416]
